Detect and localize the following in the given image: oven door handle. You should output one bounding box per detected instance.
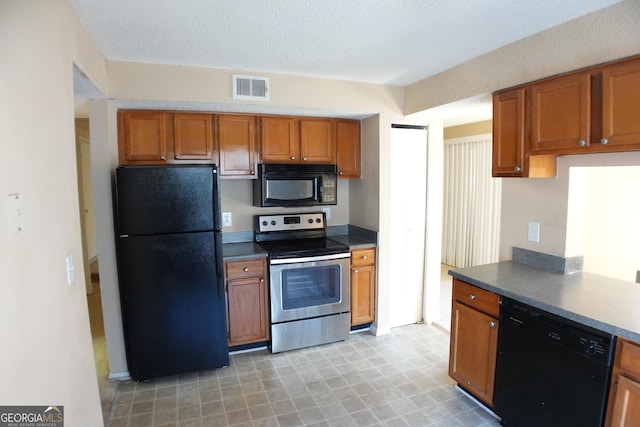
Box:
[270,252,351,265]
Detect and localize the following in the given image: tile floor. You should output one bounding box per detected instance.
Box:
[105,324,500,427]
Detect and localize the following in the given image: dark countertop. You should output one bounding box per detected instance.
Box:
[222,226,377,261]
[449,261,640,343]
[222,242,268,261]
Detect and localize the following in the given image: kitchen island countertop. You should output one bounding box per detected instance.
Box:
[449,261,640,343]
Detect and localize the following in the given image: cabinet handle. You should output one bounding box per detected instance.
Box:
[489,321,496,327]
[354,269,359,274]
[160,155,166,160]
[260,278,264,283]
[302,157,307,161]
[290,156,296,160]
[339,171,344,175]
[514,166,521,172]
[578,139,587,147]
[243,267,249,272]
[250,170,255,174]
[362,255,367,260]
[600,138,609,145]
[468,294,476,300]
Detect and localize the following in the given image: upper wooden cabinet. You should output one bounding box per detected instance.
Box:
[492,89,525,177]
[601,58,640,149]
[216,114,257,178]
[173,113,215,161]
[259,116,299,163]
[118,111,170,164]
[529,72,592,154]
[492,54,640,178]
[299,118,336,163]
[259,116,336,164]
[118,110,362,178]
[118,110,215,165]
[336,120,361,178]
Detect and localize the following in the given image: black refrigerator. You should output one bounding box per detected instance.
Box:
[114,165,229,381]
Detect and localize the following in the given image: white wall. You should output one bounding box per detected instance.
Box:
[0,1,105,425]
[583,166,640,282]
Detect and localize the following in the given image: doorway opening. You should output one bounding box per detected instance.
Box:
[73,65,115,422]
[389,124,428,328]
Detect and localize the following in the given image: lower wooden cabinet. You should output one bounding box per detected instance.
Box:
[606,338,640,426]
[350,248,376,325]
[224,258,269,346]
[449,278,500,407]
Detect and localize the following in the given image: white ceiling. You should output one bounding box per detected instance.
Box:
[71,0,621,124]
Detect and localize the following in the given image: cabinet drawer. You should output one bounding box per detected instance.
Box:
[225,258,266,280]
[453,278,500,317]
[619,339,640,380]
[351,248,375,267]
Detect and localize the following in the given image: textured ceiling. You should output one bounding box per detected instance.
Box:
[71,0,621,122]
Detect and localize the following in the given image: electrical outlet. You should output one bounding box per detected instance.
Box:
[527,222,540,242]
[322,207,331,220]
[222,212,232,227]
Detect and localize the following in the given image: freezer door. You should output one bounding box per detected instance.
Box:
[115,165,217,236]
[117,231,228,380]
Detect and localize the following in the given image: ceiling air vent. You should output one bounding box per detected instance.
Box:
[232,74,270,101]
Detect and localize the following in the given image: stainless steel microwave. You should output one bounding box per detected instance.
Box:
[253,164,337,207]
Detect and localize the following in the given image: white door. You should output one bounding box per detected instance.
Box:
[389,125,427,327]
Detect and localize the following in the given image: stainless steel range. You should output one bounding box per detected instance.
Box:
[254,212,351,353]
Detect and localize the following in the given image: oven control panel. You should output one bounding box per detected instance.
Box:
[255,213,325,233]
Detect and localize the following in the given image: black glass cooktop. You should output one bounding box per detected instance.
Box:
[257,237,349,259]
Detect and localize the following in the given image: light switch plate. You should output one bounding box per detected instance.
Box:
[528,222,540,242]
[6,193,25,233]
[66,254,75,286]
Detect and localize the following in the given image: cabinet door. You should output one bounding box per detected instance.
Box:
[259,116,299,162]
[119,111,170,164]
[601,58,640,149]
[217,115,257,178]
[610,375,640,426]
[492,89,525,177]
[299,119,336,163]
[173,113,214,161]
[336,120,361,178]
[530,72,591,153]
[449,301,499,406]
[226,276,269,345]
[351,265,375,325]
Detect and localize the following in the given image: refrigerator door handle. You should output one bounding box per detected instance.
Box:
[212,166,221,231]
[214,231,224,297]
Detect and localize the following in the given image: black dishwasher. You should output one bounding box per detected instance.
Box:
[494,297,614,427]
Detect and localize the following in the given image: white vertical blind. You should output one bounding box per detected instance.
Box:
[442,134,501,268]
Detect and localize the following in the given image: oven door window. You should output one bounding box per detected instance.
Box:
[266,178,317,203]
[281,264,341,310]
